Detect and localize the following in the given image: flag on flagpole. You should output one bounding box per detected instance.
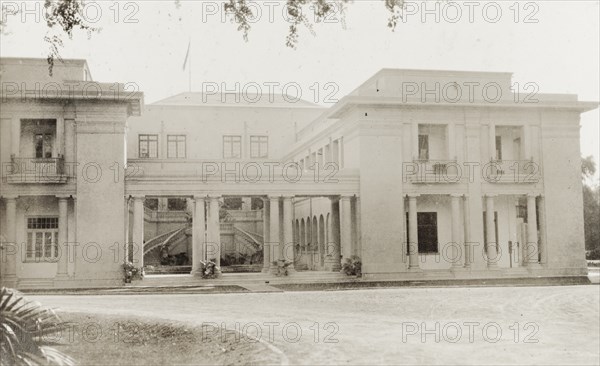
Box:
[182,40,191,71]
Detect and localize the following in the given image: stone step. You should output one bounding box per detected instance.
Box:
[135,272,352,287]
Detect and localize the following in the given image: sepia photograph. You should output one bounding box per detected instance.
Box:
[0,1,599,365]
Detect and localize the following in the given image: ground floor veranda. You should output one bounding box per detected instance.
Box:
[1,187,583,290]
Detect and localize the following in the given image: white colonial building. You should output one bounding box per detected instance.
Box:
[0,58,597,288]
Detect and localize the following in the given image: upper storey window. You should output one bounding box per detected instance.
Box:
[250,136,268,158]
[223,135,242,159]
[167,135,186,159]
[20,119,56,158]
[495,126,524,161]
[417,124,447,161]
[139,134,158,158]
[418,135,429,160]
[35,134,54,158]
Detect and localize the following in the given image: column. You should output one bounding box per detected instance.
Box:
[485,195,498,268]
[207,196,221,266]
[64,119,75,166]
[56,196,69,279]
[407,195,420,270]
[329,197,341,271]
[330,197,342,272]
[268,196,280,272]
[132,195,145,267]
[11,118,20,156]
[537,195,547,265]
[450,194,462,269]
[262,198,271,273]
[463,195,471,269]
[2,196,18,284]
[282,196,295,272]
[339,195,353,261]
[355,196,362,258]
[72,197,77,277]
[124,196,129,263]
[526,194,540,267]
[191,196,206,275]
[56,118,65,158]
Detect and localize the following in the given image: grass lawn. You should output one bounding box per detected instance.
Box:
[51,312,281,365]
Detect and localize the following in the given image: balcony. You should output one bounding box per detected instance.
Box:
[484,159,540,184]
[4,156,68,184]
[405,160,461,184]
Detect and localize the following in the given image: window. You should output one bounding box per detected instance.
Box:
[418,135,429,160]
[223,135,242,158]
[139,134,158,158]
[167,135,186,159]
[26,217,59,261]
[144,198,159,211]
[35,134,54,158]
[495,136,503,161]
[250,136,268,158]
[223,197,242,210]
[251,197,264,210]
[406,212,438,253]
[516,197,527,222]
[167,198,187,211]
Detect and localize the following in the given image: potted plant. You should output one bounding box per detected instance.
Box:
[123,261,144,283]
[200,260,221,279]
[273,259,292,276]
[341,255,362,277]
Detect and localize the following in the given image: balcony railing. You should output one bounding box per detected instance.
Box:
[405,159,461,184]
[484,159,540,184]
[142,207,191,222]
[5,156,67,184]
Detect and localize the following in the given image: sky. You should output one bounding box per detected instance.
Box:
[1,0,598,182]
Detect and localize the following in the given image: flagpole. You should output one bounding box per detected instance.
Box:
[188,40,192,92]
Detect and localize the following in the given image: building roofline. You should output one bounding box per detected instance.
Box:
[326,95,600,118]
[350,68,514,93]
[150,92,324,109]
[0,57,89,66]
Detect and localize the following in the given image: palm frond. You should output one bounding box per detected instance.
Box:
[1,287,75,366]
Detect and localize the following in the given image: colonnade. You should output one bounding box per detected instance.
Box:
[405,193,545,270]
[127,194,359,275]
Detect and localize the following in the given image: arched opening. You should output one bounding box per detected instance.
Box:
[300,218,306,270]
[312,216,318,270]
[306,216,313,269]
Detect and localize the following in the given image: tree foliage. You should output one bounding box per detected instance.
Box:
[43,0,98,75]
[582,155,596,179]
[3,0,406,74]
[582,156,600,252]
[223,0,405,48]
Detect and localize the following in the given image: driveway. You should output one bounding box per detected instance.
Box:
[31,285,599,365]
